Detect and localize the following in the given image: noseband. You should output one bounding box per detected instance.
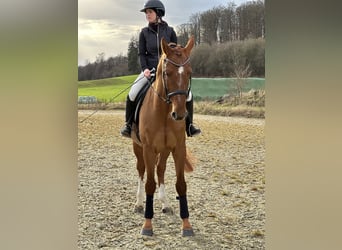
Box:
[161,57,191,104]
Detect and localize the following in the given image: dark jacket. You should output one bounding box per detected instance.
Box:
[138,21,177,71]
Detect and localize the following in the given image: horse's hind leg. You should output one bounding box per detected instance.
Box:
[157,151,173,214]
[133,143,144,213]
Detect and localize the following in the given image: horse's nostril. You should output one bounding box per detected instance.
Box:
[171,112,186,121]
[171,112,177,120]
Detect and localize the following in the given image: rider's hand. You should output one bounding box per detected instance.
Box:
[143,69,151,78]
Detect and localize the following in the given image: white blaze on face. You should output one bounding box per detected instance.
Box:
[178,66,184,87]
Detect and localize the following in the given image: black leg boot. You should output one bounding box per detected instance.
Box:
[186,98,201,137]
[120,96,136,138]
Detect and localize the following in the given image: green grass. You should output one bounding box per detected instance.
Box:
[78,75,265,103]
[78,75,138,102]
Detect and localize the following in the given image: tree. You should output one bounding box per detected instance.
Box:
[96,52,105,63]
[176,1,265,45]
[234,63,252,101]
[230,43,252,101]
[189,13,201,45]
[236,1,265,40]
[201,7,221,45]
[219,2,237,42]
[127,35,139,74]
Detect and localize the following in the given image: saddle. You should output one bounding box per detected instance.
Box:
[132,76,155,142]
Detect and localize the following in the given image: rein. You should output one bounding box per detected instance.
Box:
[79,74,146,123]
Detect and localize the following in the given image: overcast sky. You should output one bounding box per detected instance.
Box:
[78,0,248,65]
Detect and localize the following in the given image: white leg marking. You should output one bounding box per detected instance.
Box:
[158,184,170,209]
[136,178,144,207]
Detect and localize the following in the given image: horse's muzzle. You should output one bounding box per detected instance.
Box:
[171,111,188,121]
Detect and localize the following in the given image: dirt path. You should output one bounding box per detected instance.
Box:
[78,110,265,249]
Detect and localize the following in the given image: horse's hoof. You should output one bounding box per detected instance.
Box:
[182,228,194,237]
[141,228,153,236]
[162,207,173,214]
[134,206,144,214]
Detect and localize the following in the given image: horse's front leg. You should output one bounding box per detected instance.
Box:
[157,151,173,214]
[173,146,194,237]
[141,145,157,236]
[135,177,145,213]
[133,143,145,213]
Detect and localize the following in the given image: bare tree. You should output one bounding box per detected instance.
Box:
[176,23,191,47]
[236,1,265,40]
[176,1,264,45]
[233,62,252,103]
[189,13,201,45]
[201,7,221,45]
[219,2,237,42]
[229,43,252,102]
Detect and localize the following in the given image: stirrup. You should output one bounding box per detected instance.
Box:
[120,124,131,138]
[187,124,201,137]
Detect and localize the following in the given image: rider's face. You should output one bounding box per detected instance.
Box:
[145,9,157,23]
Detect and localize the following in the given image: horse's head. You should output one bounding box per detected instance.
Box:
[159,36,195,121]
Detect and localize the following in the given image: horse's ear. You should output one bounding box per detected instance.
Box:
[184,36,195,56]
[161,37,170,55]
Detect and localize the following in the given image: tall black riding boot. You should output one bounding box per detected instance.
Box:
[120,96,136,138]
[186,98,201,137]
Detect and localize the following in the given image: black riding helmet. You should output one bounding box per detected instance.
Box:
[140,0,165,17]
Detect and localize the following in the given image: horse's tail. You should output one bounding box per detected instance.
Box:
[184,149,196,173]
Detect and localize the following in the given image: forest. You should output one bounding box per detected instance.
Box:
[78,0,264,81]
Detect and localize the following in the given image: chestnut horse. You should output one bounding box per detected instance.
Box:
[131,36,195,237]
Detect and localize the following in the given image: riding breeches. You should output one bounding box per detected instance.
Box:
[128,71,192,102]
[128,72,148,101]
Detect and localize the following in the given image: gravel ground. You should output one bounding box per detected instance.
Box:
[78,110,265,249]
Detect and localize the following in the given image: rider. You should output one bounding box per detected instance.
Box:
[120,0,201,138]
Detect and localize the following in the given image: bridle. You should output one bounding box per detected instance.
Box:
[154,56,191,104]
